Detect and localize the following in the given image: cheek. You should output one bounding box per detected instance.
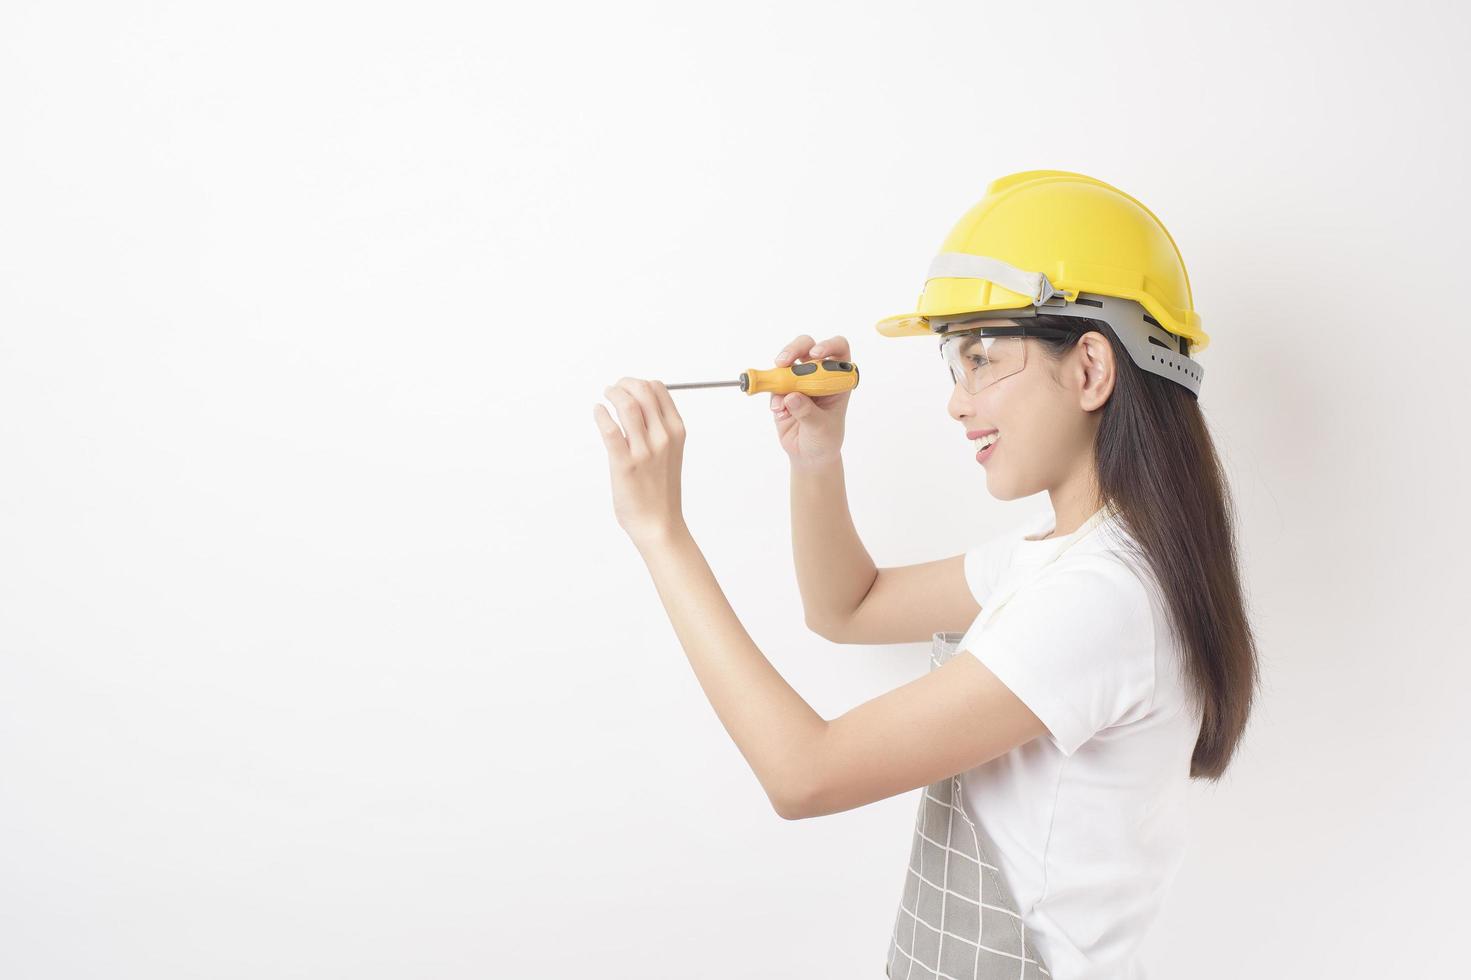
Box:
[1006,397,1089,462]
[977,385,1027,433]
[982,387,1055,456]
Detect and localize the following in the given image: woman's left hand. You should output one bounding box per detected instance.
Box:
[594,378,687,546]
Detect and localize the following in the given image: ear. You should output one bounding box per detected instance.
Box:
[1076,330,1116,412]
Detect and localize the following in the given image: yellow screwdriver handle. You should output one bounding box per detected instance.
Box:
[742,358,860,396]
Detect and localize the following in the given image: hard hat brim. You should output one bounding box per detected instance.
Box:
[875,314,933,338]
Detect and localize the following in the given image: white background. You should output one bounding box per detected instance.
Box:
[2,1,1467,976]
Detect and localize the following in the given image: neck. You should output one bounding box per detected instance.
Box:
[1044,467,1103,539]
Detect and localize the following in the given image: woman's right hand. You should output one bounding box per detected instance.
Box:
[770,334,852,469]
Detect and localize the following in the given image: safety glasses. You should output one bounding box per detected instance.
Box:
[938,324,1075,394]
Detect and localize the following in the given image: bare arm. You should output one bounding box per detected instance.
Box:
[828,554,981,645]
[791,458,982,645]
[790,455,879,637]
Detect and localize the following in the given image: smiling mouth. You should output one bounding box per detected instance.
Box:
[972,433,999,452]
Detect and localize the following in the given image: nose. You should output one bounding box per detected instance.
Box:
[947,381,970,422]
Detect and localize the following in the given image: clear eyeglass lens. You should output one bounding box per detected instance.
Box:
[942,332,1028,393]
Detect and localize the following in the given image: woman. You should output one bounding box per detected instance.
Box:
[593,170,1259,979]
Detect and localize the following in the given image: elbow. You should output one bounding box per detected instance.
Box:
[780,782,840,820]
[774,786,813,821]
[774,747,826,821]
[774,718,831,821]
[803,615,844,644]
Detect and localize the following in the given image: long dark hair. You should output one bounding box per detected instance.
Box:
[1030,315,1259,781]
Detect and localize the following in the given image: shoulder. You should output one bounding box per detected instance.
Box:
[1073,513,1165,604]
[962,517,1040,603]
[1023,552,1157,627]
[966,551,1160,755]
[980,550,1159,674]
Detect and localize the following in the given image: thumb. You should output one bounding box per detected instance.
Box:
[593,404,628,459]
[783,392,811,415]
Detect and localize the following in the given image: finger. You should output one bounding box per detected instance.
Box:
[649,379,684,436]
[602,383,649,456]
[620,378,668,444]
[775,335,816,366]
[808,334,851,361]
[775,335,819,410]
[592,403,630,462]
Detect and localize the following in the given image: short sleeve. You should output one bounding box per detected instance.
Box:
[963,535,1015,606]
[963,558,1157,756]
[964,513,1053,606]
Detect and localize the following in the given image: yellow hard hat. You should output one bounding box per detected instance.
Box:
[876,169,1208,355]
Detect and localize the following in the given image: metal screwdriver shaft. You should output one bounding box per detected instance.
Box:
[664,380,744,390]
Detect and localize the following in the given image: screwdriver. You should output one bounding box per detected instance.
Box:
[664,357,860,396]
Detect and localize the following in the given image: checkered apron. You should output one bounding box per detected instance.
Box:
[882,634,1052,980]
[885,505,1113,979]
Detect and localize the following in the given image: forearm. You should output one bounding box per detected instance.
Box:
[634,523,828,815]
[789,456,878,634]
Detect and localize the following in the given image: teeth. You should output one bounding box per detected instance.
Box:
[973,433,999,451]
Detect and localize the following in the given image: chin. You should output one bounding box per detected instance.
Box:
[983,473,1024,501]
[984,468,1042,502]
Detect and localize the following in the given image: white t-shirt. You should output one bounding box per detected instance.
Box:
[954,507,1202,980]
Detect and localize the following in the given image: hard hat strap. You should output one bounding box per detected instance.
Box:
[926,252,1068,306]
